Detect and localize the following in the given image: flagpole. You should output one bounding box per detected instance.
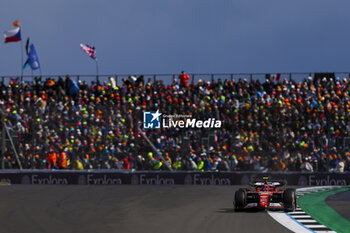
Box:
[20,39,24,80]
[95,60,99,82]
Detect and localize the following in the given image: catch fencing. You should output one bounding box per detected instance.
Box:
[2,72,350,85]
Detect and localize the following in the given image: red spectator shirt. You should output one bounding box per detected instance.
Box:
[179,73,190,86]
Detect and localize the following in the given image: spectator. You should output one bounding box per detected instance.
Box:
[58,149,68,169]
[345,154,350,172]
[336,158,345,172]
[300,158,313,172]
[122,157,131,170]
[179,71,190,87]
[46,148,58,169]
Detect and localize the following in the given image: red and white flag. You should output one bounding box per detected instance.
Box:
[4,27,21,43]
[80,43,97,60]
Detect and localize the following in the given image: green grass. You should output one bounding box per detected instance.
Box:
[298,187,350,233]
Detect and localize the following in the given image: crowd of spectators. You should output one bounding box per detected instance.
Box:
[1,72,350,172]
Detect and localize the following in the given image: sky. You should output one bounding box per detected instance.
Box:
[0,0,350,77]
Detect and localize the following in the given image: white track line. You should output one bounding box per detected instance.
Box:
[289,211,306,214]
[291,215,313,218]
[304,225,328,228]
[268,211,314,233]
[314,231,336,233]
[297,220,317,223]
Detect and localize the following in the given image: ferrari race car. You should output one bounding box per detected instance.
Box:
[233,177,296,212]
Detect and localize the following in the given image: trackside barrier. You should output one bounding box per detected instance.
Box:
[0,170,348,185]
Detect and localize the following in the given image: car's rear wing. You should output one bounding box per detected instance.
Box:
[249,181,286,187]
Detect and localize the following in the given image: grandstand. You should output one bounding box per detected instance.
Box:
[0,72,349,173]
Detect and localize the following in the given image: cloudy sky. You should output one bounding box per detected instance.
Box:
[0,0,349,76]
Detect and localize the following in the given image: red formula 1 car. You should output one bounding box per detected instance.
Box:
[233,177,296,212]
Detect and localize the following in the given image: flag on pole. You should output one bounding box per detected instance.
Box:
[80,43,97,60]
[4,27,21,43]
[25,38,30,55]
[12,20,20,28]
[23,44,40,70]
[275,73,281,82]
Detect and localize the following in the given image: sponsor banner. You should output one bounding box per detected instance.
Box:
[0,171,348,185]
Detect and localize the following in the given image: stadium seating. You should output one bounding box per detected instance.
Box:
[1,74,350,172]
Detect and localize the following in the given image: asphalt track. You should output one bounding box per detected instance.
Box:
[0,185,292,233]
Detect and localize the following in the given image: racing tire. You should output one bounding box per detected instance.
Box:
[283,188,296,212]
[234,188,246,211]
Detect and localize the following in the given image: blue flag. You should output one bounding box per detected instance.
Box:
[69,79,80,95]
[23,44,40,70]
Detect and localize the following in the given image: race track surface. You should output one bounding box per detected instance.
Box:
[326,188,350,221]
[0,185,291,233]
